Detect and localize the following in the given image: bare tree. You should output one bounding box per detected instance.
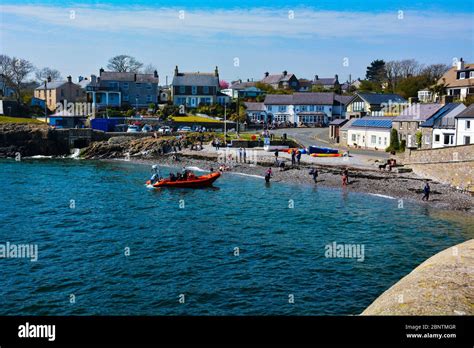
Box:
[107,55,143,73]
[421,64,450,84]
[398,59,423,78]
[35,67,62,82]
[3,56,35,103]
[142,63,157,74]
[385,60,403,90]
[0,55,14,97]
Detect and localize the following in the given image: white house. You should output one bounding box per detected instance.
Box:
[244,102,267,123]
[439,58,474,101]
[264,93,342,126]
[455,104,474,145]
[346,117,394,150]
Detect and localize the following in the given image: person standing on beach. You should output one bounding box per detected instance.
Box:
[291,149,296,166]
[243,148,247,163]
[238,147,243,162]
[296,150,301,166]
[274,149,279,165]
[309,168,318,183]
[422,181,431,201]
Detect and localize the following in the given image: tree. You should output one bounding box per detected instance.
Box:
[387,128,400,152]
[8,56,35,103]
[142,63,157,74]
[230,104,247,123]
[219,80,229,89]
[35,67,62,82]
[365,59,386,84]
[107,55,143,72]
[395,75,430,99]
[421,64,450,84]
[358,80,381,93]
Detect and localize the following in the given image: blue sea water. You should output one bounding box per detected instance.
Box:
[0,159,470,315]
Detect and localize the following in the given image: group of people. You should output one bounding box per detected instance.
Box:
[169,167,196,182]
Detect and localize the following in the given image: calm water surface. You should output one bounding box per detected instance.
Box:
[0,159,471,315]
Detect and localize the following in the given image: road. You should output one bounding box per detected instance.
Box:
[272,128,389,159]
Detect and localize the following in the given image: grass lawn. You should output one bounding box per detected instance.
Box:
[0,116,44,124]
[170,115,223,123]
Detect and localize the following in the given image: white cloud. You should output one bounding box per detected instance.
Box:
[1,4,472,40]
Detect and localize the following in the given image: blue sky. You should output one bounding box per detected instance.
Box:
[1,0,473,84]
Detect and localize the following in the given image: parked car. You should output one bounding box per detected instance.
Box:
[142,124,153,133]
[158,126,172,135]
[126,125,140,133]
[178,126,192,133]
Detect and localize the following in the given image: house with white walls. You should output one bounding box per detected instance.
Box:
[439,58,474,101]
[455,104,474,145]
[345,117,394,150]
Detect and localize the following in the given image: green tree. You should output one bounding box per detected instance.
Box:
[387,128,400,152]
[366,59,386,84]
[416,131,423,148]
[395,75,430,99]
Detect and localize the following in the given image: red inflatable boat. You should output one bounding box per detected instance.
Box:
[147,172,221,188]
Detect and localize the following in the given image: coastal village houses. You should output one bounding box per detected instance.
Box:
[440,58,474,101]
[392,103,444,148]
[261,71,300,90]
[263,92,345,126]
[340,117,394,150]
[420,102,466,149]
[171,66,220,107]
[345,93,406,118]
[312,74,340,91]
[81,69,159,109]
[244,102,267,123]
[34,76,85,111]
[455,104,474,145]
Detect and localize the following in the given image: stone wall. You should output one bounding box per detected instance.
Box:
[399,144,474,191]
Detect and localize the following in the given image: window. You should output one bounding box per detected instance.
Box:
[384,137,387,145]
[371,135,376,144]
[61,89,65,97]
[466,121,471,130]
[470,71,474,79]
[147,83,152,90]
[309,105,314,111]
[123,94,129,102]
[434,134,440,142]
[300,106,307,112]
[192,86,197,95]
[278,105,286,112]
[136,83,142,89]
[351,134,356,142]
[464,136,471,145]
[378,137,382,145]
[459,72,466,79]
[179,86,185,94]
[203,86,209,94]
[123,82,129,90]
[443,134,453,145]
[146,95,152,102]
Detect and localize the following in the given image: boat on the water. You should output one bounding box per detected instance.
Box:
[147,172,221,188]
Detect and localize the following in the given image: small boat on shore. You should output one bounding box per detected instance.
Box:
[147,172,221,188]
[310,153,342,157]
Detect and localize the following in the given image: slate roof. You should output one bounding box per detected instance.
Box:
[172,72,219,87]
[421,103,463,127]
[313,77,337,85]
[244,102,266,111]
[261,73,295,84]
[334,95,353,105]
[264,92,335,105]
[35,81,69,90]
[350,117,395,129]
[393,103,443,122]
[339,117,358,131]
[329,118,348,126]
[355,93,406,105]
[100,71,159,83]
[230,81,256,89]
[455,103,474,118]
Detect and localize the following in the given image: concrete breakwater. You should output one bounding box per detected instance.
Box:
[362,239,474,315]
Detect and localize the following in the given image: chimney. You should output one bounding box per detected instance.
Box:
[78,76,83,83]
[90,75,97,84]
[315,75,319,80]
[67,75,72,83]
[215,66,219,77]
[154,70,158,78]
[335,74,339,82]
[99,67,104,75]
[247,78,250,82]
[174,65,179,76]
[283,70,287,76]
[456,58,465,71]
[265,72,269,77]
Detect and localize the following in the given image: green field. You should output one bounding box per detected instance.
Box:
[0,116,44,124]
[170,115,223,123]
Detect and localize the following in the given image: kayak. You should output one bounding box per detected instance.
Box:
[308,146,339,154]
[147,172,221,188]
[310,153,342,157]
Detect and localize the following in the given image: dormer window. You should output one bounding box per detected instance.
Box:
[192,86,197,95]
[203,86,209,94]
[459,72,466,79]
[179,86,185,93]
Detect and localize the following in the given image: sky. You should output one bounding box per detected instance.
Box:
[1,0,473,85]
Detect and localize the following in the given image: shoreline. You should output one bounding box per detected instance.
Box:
[103,150,473,215]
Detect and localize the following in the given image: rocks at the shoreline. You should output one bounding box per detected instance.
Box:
[361,239,474,315]
[0,123,69,158]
